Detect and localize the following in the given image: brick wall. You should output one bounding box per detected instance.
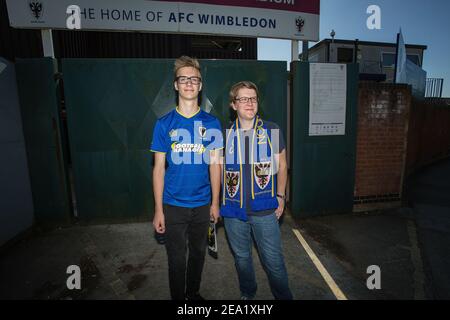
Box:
[405,99,450,177]
[354,82,411,205]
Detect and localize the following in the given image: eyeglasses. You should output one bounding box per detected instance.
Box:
[176,76,202,85]
[235,96,258,104]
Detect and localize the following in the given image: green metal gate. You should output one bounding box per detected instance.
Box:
[290,62,359,218]
[15,58,359,224]
[15,58,72,226]
[62,59,287,223]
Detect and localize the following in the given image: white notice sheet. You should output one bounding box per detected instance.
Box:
[309,63,347,136]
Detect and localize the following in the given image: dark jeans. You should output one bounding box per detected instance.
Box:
[163,204,210,300]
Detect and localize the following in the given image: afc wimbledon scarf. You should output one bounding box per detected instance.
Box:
[220,116,279,221]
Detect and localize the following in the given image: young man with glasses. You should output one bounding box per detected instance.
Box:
[150,56,223,300]
[220,81,293,300]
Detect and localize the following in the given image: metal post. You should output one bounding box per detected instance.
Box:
[354,39,359,63]
[291,40,299,62]
[289,39,299,204]
[302,41,309,61]
[41,29,55,58]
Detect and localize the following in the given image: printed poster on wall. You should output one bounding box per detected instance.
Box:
[309,63,347,136]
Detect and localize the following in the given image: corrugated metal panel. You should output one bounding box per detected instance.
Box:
[52,31,257,60]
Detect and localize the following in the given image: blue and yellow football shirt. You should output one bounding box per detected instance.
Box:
[150,107,223,208]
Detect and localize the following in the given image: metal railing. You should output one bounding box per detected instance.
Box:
[425,78,444,98]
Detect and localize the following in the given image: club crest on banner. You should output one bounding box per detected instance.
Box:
[226,171,240,198]
[29,1,44,20]
[254,162,271,190]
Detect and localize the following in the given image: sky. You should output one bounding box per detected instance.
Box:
[258,0,450,97]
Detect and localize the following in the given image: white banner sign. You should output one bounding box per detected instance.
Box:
[6,0,320,41]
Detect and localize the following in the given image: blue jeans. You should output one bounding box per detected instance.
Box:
[224,213,293,300]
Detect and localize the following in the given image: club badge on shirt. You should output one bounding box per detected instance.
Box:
[198,126,207,138]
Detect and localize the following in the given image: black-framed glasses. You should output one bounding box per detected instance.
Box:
[235,96,258,104]
[176,76,202,85]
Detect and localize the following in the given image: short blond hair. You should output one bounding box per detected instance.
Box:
[173,56,201,80]
[229,81,259,105]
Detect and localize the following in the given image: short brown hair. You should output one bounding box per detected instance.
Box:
[173,56,201,80]
[229,81,259,105]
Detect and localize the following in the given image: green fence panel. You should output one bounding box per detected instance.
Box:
[200,60,287,138]
[15,58,72,226]
[290,62,359,218]
[62,59,286,223]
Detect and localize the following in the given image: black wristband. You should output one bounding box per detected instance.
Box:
[276,194,285,200]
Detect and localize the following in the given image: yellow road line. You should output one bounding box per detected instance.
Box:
[292,228,348,300]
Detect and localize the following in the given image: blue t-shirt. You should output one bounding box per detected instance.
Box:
[151,108,223,208]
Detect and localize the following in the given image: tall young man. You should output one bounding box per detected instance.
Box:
[220,81,293,300]
[150,56,223,300]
